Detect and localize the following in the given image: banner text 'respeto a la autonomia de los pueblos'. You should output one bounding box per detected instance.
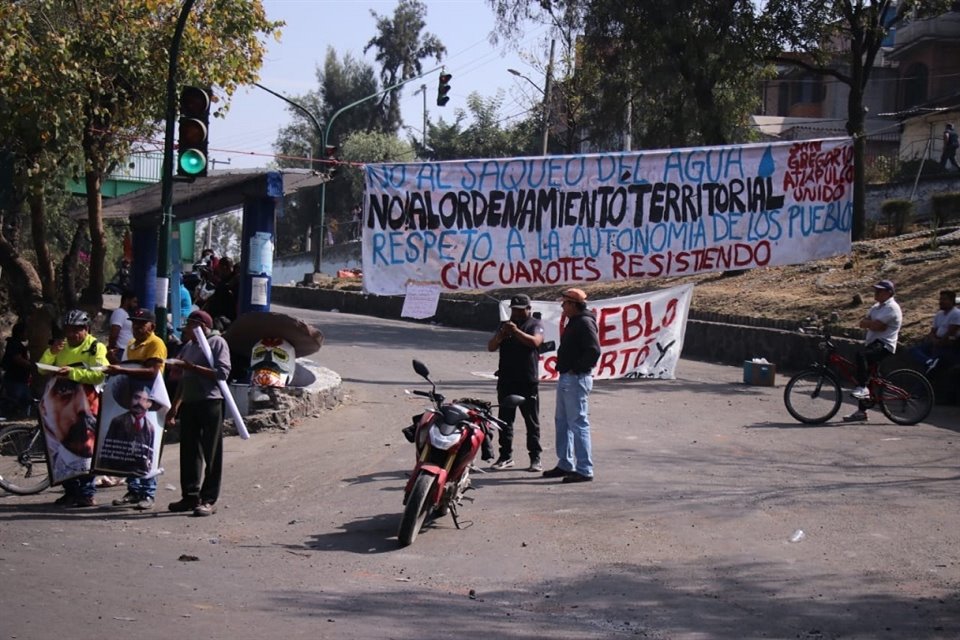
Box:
[361,138,853,296]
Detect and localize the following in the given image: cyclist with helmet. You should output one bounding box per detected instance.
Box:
[38,309,109,507]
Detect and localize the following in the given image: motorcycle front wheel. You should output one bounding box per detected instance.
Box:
[398,473,436,547]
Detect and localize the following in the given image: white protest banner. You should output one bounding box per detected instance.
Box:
[498,284,693,381]
[362,138,852,295]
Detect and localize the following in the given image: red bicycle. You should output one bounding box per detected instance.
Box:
[783,323,934,425]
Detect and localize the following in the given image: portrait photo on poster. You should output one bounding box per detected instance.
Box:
[39,376,99,485]
[93,372,170,478]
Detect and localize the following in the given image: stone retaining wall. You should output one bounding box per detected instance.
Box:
[272,285,921,375]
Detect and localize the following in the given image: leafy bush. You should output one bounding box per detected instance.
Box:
[896,159,943,181]
[880,199,914,235]
[931,192,960,228]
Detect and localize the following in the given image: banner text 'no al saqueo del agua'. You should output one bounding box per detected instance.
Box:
[361,138,853,295]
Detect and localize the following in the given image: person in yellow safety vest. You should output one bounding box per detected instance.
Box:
[38,309,109,508]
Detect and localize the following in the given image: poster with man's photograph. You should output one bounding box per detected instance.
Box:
[93,372,169,478]
[38,376,100,485]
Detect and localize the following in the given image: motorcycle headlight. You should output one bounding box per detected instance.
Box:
[428,423,462,450]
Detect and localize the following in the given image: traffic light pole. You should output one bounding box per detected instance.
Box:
[157,0,197,339]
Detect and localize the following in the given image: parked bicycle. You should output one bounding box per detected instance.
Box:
[0,421,50,495]
[783,320,935,425]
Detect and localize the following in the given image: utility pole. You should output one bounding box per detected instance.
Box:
[542,38,555,156]
[420,84,428,149]
[157,0,197,339]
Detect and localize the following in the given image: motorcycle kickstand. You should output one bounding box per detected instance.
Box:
[450,503,461,529]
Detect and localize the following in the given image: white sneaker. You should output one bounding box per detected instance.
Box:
[850,386,870,399]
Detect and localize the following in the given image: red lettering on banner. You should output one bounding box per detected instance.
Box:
[595,344,654,378]
[598,306,622,347]
[439,256,602,290]
[784,141,853,203]
[541,355,558,380]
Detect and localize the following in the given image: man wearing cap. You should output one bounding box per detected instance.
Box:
[543,288,601,482]
[165,310,232,517]
[845,279,902,422]
[104,307,167,509]
[487,293,545,471]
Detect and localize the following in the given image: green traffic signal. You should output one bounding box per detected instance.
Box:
[178,148,207,176]
[177,86,211,178]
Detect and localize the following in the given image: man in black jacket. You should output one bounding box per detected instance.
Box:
[487,294,545,472]
[543,288,601,483]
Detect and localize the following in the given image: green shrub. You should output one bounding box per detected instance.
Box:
[896,159,942,181]
[931,192,960,228]
[880,199,914,235]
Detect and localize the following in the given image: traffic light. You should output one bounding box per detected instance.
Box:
[437,72,452,107]
[177,86,210,178]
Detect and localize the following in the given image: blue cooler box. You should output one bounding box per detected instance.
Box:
[743,361,776,386]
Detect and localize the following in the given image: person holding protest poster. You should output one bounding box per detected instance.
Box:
[487,293,545,472]
[164,310,231,517]
[543,289,601,483]
[99,379,160,476]
[103,307,167,510]
[38,309,109,507]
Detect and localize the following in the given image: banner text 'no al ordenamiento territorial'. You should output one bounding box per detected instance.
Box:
[361,138,853,295]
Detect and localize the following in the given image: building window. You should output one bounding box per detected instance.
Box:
[902,62,928,108]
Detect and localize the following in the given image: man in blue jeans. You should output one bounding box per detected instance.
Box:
[105,309,166,510]
[543,288,601,483]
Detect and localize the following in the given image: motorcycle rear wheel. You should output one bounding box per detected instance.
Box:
[398,473,435,547]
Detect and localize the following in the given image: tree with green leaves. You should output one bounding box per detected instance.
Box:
[763,0,953,241]
[0,0,281,317]
[424,92,539,160]
[364,0,446,134]
[273,49,381,171]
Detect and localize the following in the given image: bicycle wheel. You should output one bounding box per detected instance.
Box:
[0,424,51,495]
[784,369,842,424]
[878,369,934,426]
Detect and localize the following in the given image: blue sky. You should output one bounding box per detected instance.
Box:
[214,0,553,169]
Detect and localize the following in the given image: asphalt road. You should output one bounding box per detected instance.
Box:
[1,305,959,640]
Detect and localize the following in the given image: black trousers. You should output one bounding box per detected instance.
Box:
[496,380,542,460]
[855,340,892,387]
[179,399,224,504]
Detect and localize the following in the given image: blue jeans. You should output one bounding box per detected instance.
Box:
[64,475,96,498]
[554,372,593,477]
[127,476,157,499]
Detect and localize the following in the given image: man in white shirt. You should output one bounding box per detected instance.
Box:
[909,289,960,372]
[107,290,137,363]
[844,280,903,422]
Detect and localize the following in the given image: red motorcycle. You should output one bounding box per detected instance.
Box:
[398,359,522,547]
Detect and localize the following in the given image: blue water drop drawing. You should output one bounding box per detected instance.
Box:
[758,146,775,177]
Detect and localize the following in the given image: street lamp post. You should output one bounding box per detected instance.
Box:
[258,67,444,277]
[509,39,555,156]
[253,83,324,257]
